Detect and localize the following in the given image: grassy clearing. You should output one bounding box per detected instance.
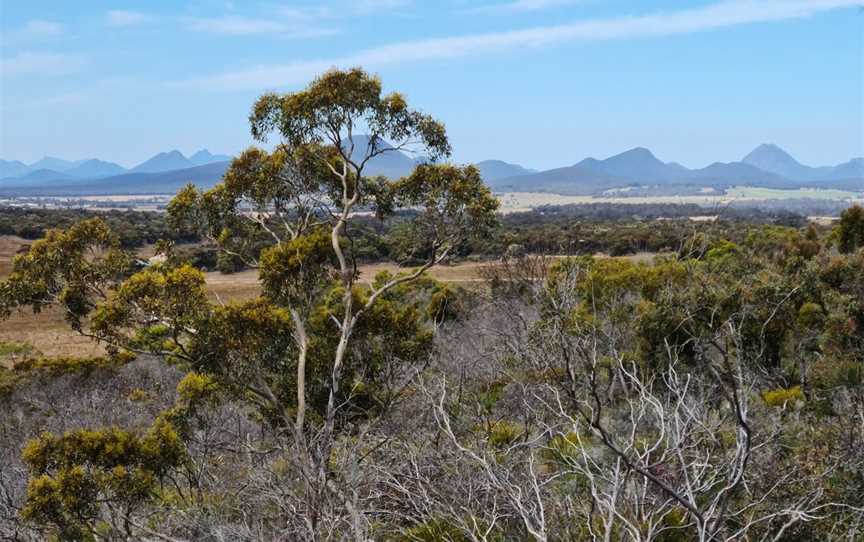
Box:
[726,186,862,200]
[0,235,29,277]
[1,235,657,358]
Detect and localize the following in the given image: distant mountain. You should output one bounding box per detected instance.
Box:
[742,144,824,181]
[64,159,127,179]
[0,160,30,179]
[4,168,72,184]
[740,143,862,182]
[0,161,231,196]
[2,140,860,197]
[476,160,536,182]
[492,164,628,195]
[493,144,861,195]
[29,157,83,172]
[576,147,687,182]
[690,161,788,186]
[828,157,864,180]
[189,149,233,167]
[347,135,419,178]
[132,150,193,173]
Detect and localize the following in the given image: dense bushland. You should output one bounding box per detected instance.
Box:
[0,70,862,541]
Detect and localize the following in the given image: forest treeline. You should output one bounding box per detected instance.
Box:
[1,70,863,541]
[0,201,831,267]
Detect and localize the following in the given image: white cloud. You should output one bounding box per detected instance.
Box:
[275,6,335,20]
[20,19,65,37]
[171,0,861,91]
[1,19,64,44]
[106,10,150,27]
[0,52,86,77]
[352,0,413,14]
[186,16,338,37]
[1,91,88,112]
[464,0,582,15]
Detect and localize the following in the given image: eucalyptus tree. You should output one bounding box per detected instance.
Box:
[0,68,498,540]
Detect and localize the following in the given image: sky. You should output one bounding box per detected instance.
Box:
[0,0,862,170]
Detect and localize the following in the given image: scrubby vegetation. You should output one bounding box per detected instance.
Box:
[1,70,862,541]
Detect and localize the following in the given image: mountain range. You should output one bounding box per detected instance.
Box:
[0,149,232,186]
[489,144,863,195]
[0,142,860,197]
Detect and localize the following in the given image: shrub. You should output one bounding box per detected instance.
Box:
[487,421,522,448]
[762,386,805,408]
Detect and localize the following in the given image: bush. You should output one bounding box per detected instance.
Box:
[762,386,805,408]
[487,421,522,448]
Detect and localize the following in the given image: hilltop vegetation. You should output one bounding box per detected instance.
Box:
[0,70,862,541]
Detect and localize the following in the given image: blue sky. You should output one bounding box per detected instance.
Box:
[0,0,862,170]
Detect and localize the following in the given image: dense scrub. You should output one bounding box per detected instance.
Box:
[0,207,198,248]
[1,216,862,540]
[1,69,862,540]
[0,203,835,265]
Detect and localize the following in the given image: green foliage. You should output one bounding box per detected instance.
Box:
[20,419,185,540]
[0,353,136,397]
[836,204,864,254]
[0,206,197,248]
[0,340,34,357]
[90,264,210,354]
[394,518,473,542]
[13,354,132,376]
[0,218,132,328]
[260,227,337,308]
[544,431,589,465]
[762,386,805,408]
[249,68,449,160]
[487,421,522,448]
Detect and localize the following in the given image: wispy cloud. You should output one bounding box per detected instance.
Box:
[185,15,339,37]
[352,0,413,14]
[106,10,151,27]
[1,19,65,45]
[274,6,335,20]
[20,19,65,37]
[0,51,86,77]
[170,0,860,92]
[464,0,582,16]
[1,91,89,112]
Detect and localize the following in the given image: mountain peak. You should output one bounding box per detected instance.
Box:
[741,143,812,179]
[742,143,800,165]
[131,150,193,173]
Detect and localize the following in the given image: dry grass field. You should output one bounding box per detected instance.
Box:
[0,235,29,277]
[1,234,659,361]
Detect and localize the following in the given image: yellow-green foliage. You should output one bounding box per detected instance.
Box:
[393,518,473,542]
[427,284,462,322]
[0,340,35,358]
[21,417,185,539]
[762,386,805,408]
[260,227,336,306]
[127,388,150,402]
[544,431,588,464]
[797,302,825,329]
[487,421,522,448]
[0,367,18,396]
[0,218,131,327]
[705,239,739,263]
[655,508,691,542]
[90,264,209,352]
[176,371,220,405]
[13,354,129,376]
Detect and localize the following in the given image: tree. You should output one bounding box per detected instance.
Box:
[836,204,864,254]
[0,68,498,540]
